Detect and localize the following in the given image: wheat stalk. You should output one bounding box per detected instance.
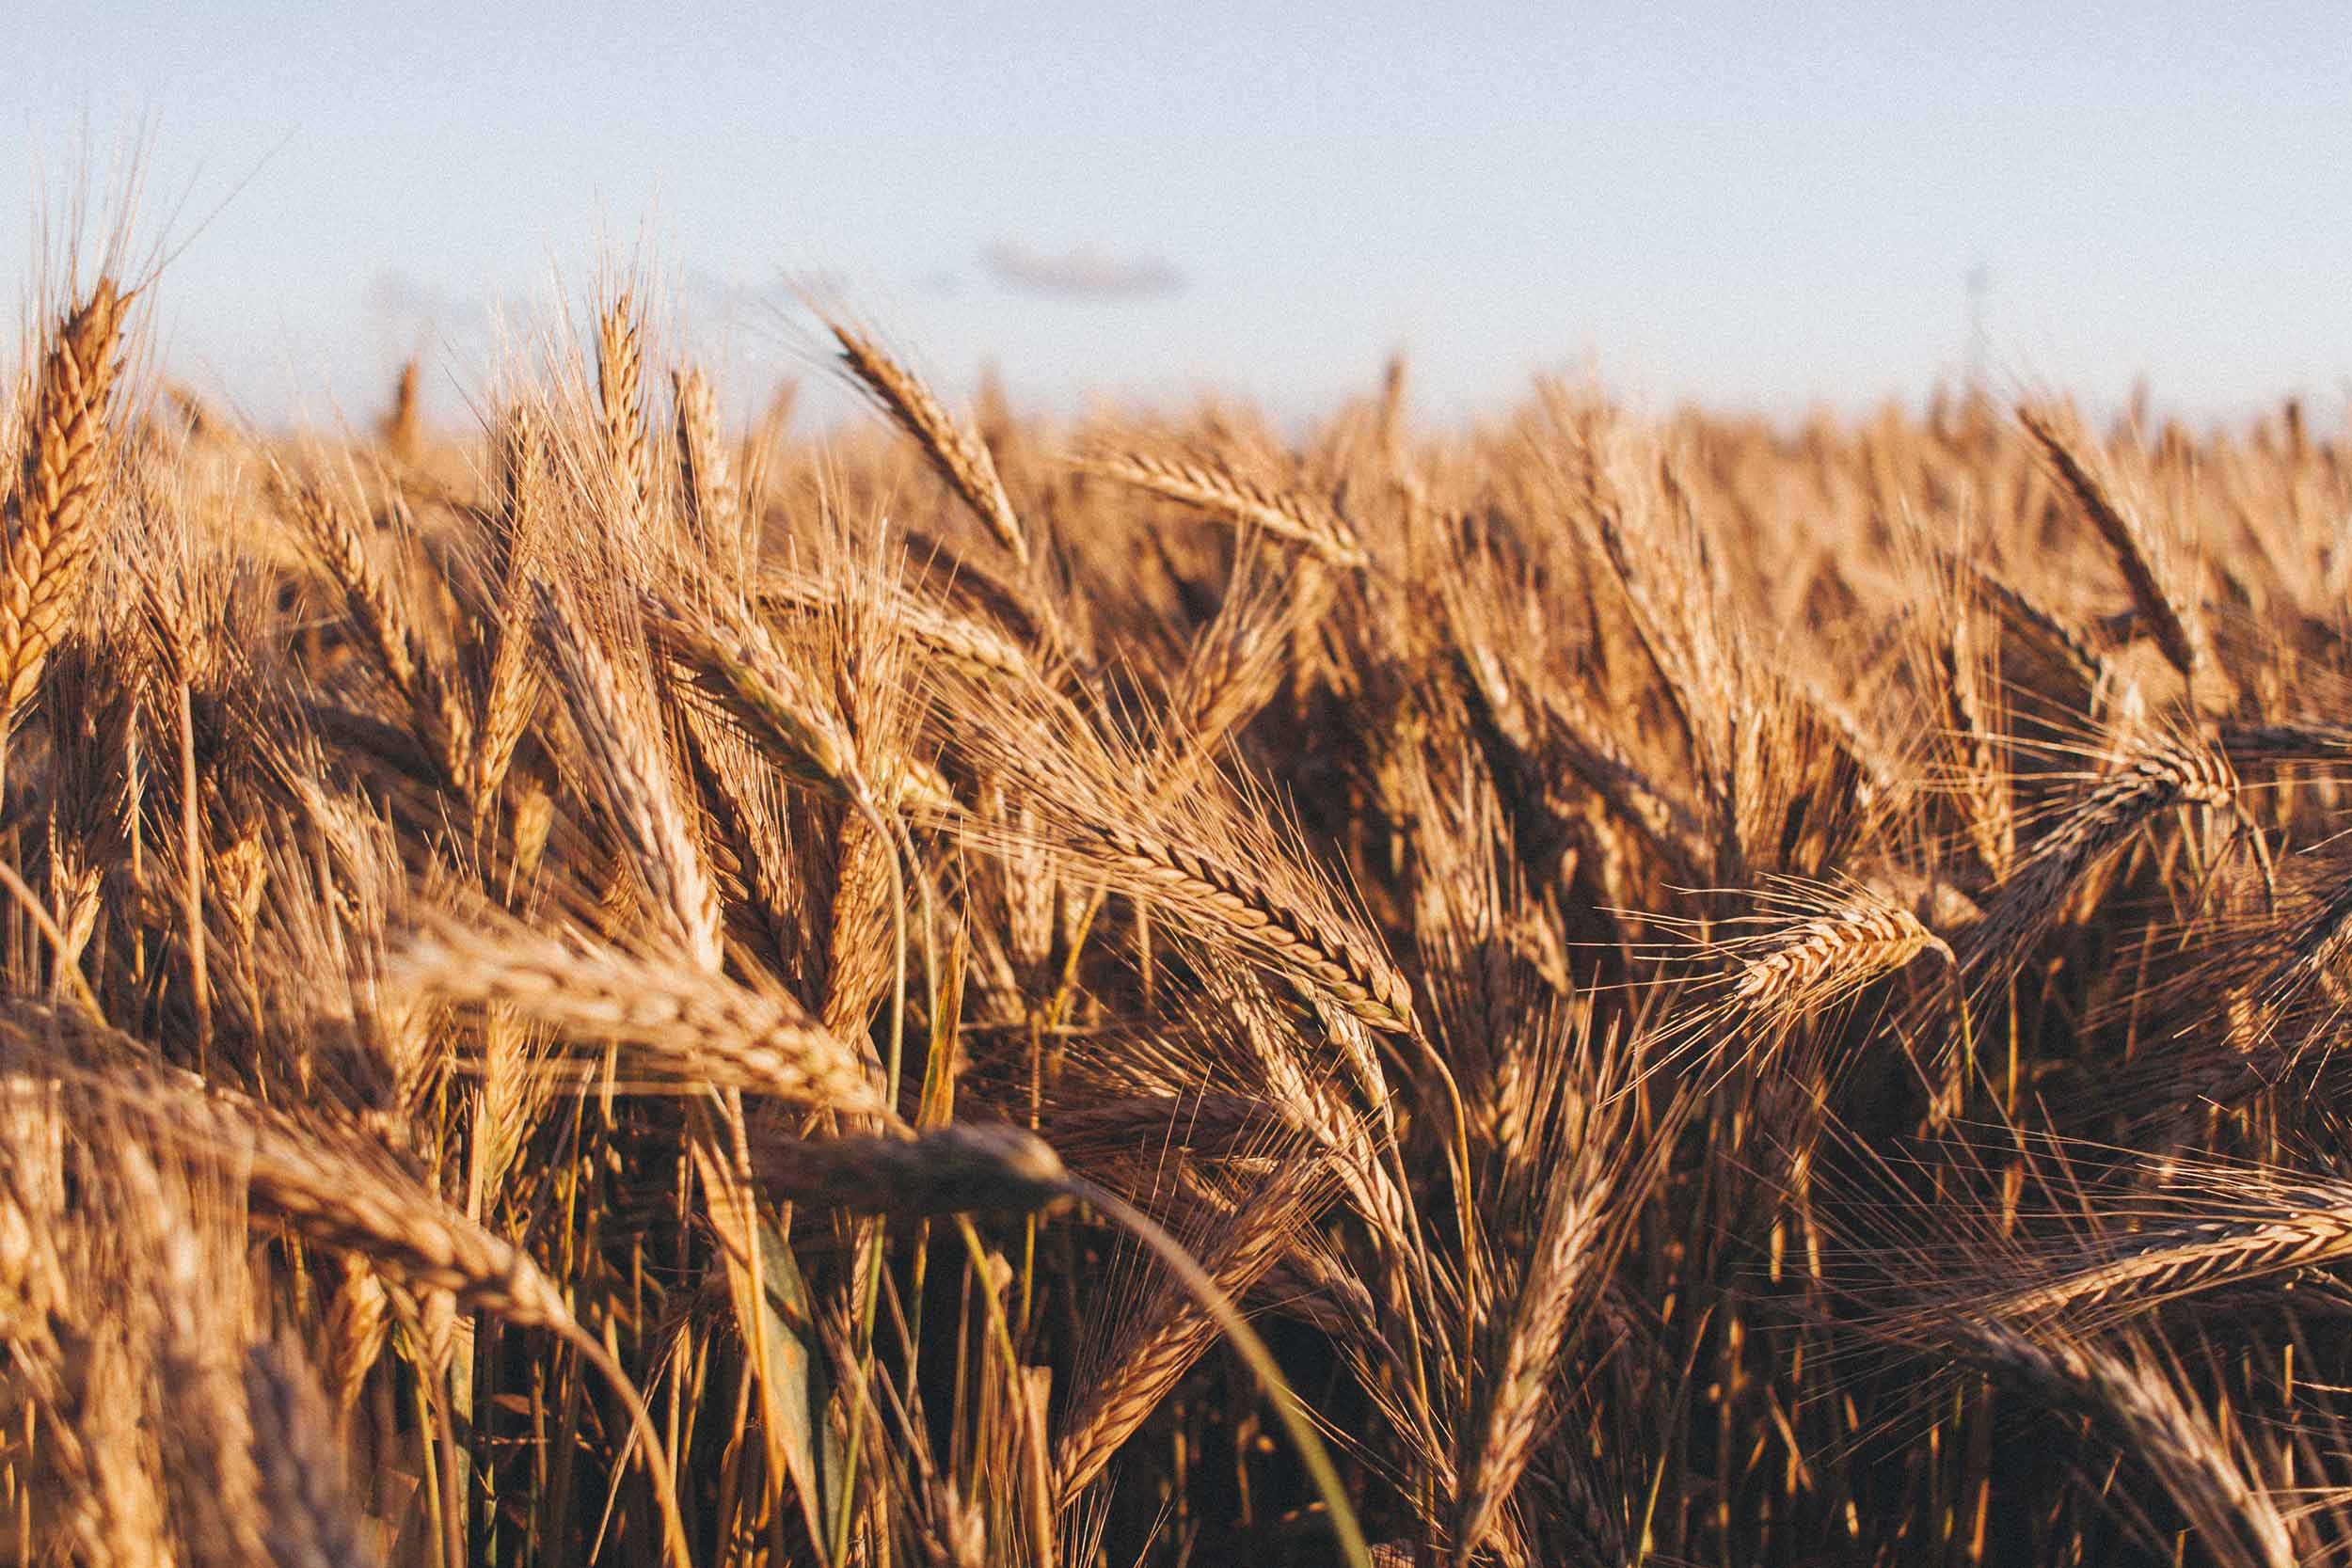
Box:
[1054,1158,1322,1503]
[672,363,741,569]
[751,1122,1068,1215]
[824,315,1030,565]
[596,293,650,526]
[2023,408,2203,684]
[1081,445,1366,570]
[1729,898,1954,1015]
[1931,1320,2295,1568]
[394,918,889,1116]
[0,277,126,732]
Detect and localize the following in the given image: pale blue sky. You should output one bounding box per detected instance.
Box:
[6,3,2350,428]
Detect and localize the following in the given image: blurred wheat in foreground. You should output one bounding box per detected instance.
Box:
[11,257,2352,1568]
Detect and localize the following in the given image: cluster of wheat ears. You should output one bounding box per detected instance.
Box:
[9,252,2352,1568]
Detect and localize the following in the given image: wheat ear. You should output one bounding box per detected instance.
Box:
[1081,446,1366,570]
[824,316,1030,565]
[596,293,650,527]
[2023,408,2201,683]
[394,918,888,1116]
[0,277,126,730]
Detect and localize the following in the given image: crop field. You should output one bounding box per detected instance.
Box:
[6,257,2352,1568]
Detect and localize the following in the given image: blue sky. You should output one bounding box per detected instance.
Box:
[5,3,2350,429]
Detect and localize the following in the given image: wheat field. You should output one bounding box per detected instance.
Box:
[5,255,2352,1568]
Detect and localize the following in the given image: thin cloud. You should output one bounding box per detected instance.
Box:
[984,243,1183,298]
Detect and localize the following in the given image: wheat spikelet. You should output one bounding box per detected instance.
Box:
[319,1253,387,1418]
[0,277,126,724]
[15,1052,568,1333]
[596,293,650,525]
[1452,1152,1615,1564]
[1053,1158,1321,1502]
[1977,1171,2352,1324]
[276,469,480,792]
[1447,622,1694,888]
[1231,993,1417,1253]
[533,583,724,969]
[2023,407,2202,684]
[394,918,888,1116]
[1534,678,1715,884]
[112,1143,268,1568]
[761,572,1041,688]
[819,797,899,1038]
[1074,815,1412,1031]
[672,363,740,566]
[751,1122,1069,1215]
[1081,445,1367,570]
[1963,733,2238,989]
[1728,895,1954,1015]
[465,404,548,822]
[1590,501,1735,820]
[1947,550,2109,702]
[824,315,1030,565]
[1932,1321,2295,1568]
[639,588,866,803]
[1940,613,2015,878]
[275,477,410,698]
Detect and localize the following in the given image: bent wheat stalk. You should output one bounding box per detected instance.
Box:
[823,314,1030,566]
[1057,1172,1372,1568]
[1080,445,1367,570]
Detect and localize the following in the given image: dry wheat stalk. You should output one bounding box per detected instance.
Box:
[1963,734,2238,989]
[1591,503,1735,823]
[1948,550,2109,702]
[20,1053,693,1560]
[1460,651,1675,886]
[281,473,421,695]
[1452,1147,1616,1564]
[825,315,1030,565]
[460,405,548,825]
[1081,445,1366,570]
[113,1143,268,1568]
[0,277,126,727]
[751,1122,1069,1215]
[382,356,420,462]
[596,293,650,525]
[1932,1321,2295,1568]
[1979,1171,2352,1324]
[1728,897,1954,1015]
[761,571,1041,688]
[394,918,889,1115]
[2023,408,2203,684]
[534,583,725,968]
[1539,684,1716,884]
[1940,615,2015,878]
[1054,1158,1322,1502]
[672,363,741,567]
[278,471,478,793]
[1070,815,1413,1031]
[639,589,867,802]
[320,1253,388,1419]
[6,1048,569,1335]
